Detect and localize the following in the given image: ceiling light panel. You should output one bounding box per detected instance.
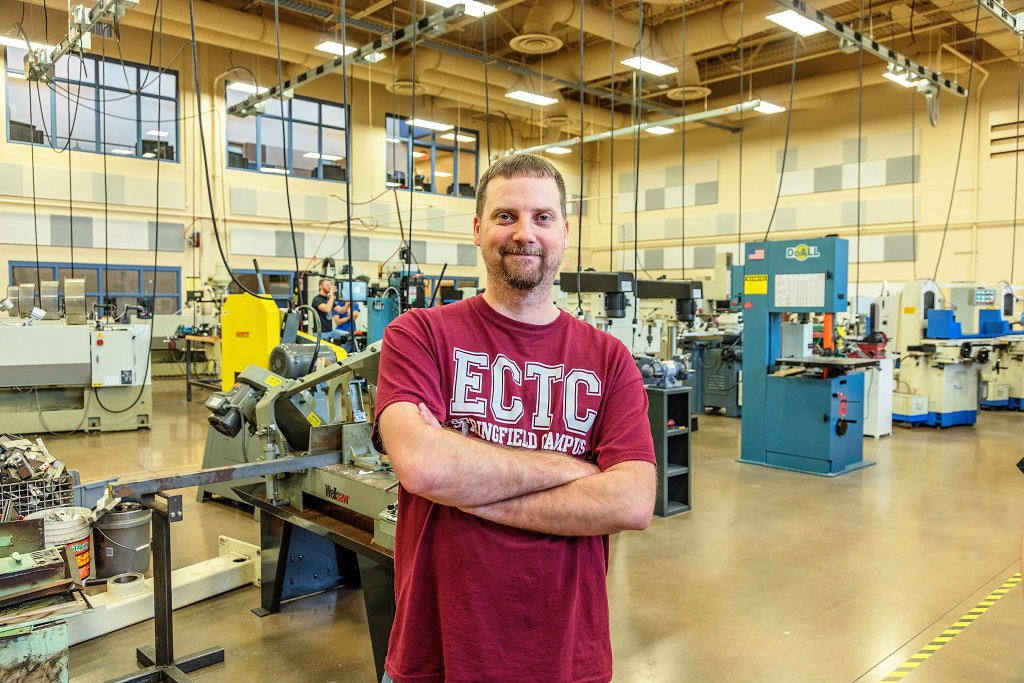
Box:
[425,0,495,17]
[227,82,269,95]
[410,118,454,131]
[621,56,678,77]
[505,90,559,106]
[546,147,573,155]
[646,126,675,135]
[314,40,357,56]
[753,101,785,114]
[766,10,828,37]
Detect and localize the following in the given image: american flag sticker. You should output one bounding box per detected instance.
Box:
[748,248,765,261]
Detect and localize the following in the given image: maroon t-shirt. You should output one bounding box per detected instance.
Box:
[374,295,655,683]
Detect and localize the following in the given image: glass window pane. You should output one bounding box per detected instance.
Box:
[141,97,176,159]
[101,61,136,92]
[386,140,408,188]
[262,98,282,117]
[457,150,477,196]
[456,130,478,150]
[227,114,258,169]
[6,47,28,72]
[59,267,99,292]
[226,86,248,108]
[7,77,48,144]
[292,98,318,123]
[139,70,174,97]
[154,297,178,315]
[100,90,138,154]
[322,127,346,182]
[260,116,286,170]
[104,269,139,293]
[323,103,345,128]
[55,54,91,83]
[291,121,318,177]
[143,270,178,294]
[12,266,45,287]
[56,85,98,151]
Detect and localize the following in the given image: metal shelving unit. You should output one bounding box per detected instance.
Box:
[647,386,692,517]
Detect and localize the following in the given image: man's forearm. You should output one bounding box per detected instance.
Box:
[459,461,656,536]
[380,405,600,508]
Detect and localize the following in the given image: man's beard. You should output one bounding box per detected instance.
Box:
[491,244,557,291]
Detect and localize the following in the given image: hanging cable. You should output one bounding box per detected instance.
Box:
[23,28,43,306]
[1012,33,1022,283]
[185,0,280,304]
[856,0,865,307]
[407,0,418,290]
[340,0,355,351]
[272,0,302,307]
[932,0,982,281]
[575,0,586,317]
[911,74,918,280]
[482,9,492,161]
[737,0,745,256]
[762,34,799,242]
[608,0,616,272]
[680,0,686,279]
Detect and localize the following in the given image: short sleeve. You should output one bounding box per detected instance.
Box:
[373,310,447,452]
[589,346,655,471]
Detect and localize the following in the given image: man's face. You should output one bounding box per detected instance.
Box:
[320,280,332,296]
[473,176,569,292]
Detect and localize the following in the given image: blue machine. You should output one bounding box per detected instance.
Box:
[739,237,875,476]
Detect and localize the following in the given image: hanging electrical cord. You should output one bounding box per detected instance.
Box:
[184,0,280,304]
[761,34,799,242]
[94,1,165,415]
[911,75,918,280]
[932,0,982,281]
[680,0,686,279]
[340,0,356,350]
[855,0,865,308]
[608,0,616,272]
[576,0,585,313]
[737,0,745,256]
[271,0,302,307]
[630,0,645,350]
[1012,33,1022,283]
[407,0,418,289]
[101,25,110,307]
[23,28,43,306]
[482,9,492,161]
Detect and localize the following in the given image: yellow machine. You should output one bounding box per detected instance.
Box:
[220,295,282,391]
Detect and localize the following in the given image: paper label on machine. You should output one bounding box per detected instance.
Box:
[774,273,826,308]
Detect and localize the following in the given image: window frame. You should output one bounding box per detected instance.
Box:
[225,86,349,182]
[385,114,479,198]
[9,261,181,315]
[4,47,180,162]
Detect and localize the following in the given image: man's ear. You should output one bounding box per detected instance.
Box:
[473,216,482,247]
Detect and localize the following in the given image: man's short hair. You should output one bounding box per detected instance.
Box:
[475,154,567,221]
[319,277,331,287]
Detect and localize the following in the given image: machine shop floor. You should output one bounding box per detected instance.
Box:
[51,379,1024,682]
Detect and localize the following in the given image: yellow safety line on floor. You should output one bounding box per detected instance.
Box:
[881,572,1022,681]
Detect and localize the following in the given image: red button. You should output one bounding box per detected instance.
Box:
[97,339,104,346]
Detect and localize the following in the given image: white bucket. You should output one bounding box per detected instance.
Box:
[26,506,93,580]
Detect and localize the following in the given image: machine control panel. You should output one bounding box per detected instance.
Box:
[973,288,996,306]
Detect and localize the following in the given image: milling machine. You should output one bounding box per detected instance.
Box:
[0,279,152,433]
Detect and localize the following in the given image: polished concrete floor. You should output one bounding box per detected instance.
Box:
[30,378,1024,682]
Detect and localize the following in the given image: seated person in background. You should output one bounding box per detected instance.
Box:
[310,278,347,342]
[332,298,361,352]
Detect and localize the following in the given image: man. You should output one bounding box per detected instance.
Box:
[332,296,360,352]
[373,155,656,682]
[310,277,347,343]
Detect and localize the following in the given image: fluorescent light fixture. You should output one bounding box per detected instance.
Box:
[227,82,269,95]
[260,166,291,174]
[412,151,429,160]
[754,101,785,114]
[646,126,675,135]
[385,181,403,187]
[546,147,573,155]
[425,0,495,18]
[386,136,406,144]
[766,10,827,37]
[142,152,156,158]
[303,152,344,161]
[506,90,559,106]
[410,118,453,131]
[314,40,357,56]
[621,56,678,77]
[440,133,476,143]
[110,148,135,155]
[434,171,453,177]
[883,65,918,88]
[146,130,169,137]
[362,52,387,63]
[0,36,55,52]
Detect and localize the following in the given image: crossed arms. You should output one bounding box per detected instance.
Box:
[378,402,656,537]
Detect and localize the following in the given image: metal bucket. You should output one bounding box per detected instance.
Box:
[93,503,152,579]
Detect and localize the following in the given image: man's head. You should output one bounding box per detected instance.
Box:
[475,154,567,222]
[473,154,569,293]
[319,278,333,295]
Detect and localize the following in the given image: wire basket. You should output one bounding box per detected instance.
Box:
[0,474,75,517]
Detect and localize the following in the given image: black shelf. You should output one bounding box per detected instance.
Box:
[647,386,692,518]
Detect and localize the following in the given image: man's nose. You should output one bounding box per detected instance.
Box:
[511,217,537,243]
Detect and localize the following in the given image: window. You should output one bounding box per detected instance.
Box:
[225,86,348,181]
[385,114,479,197]
[4,47,179,160]
[9,262,181,316]
[230,270,294,308]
